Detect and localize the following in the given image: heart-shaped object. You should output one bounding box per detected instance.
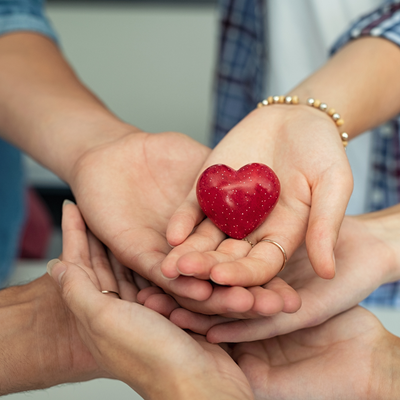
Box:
[196,163,280,239]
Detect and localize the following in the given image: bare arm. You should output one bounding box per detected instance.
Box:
[0,32,133,183]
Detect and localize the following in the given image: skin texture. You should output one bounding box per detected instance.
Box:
[0,32,300,316]
[0,274,101,396]
[163,36,400,294]
[232,306,400,400]
[49,203,254,400]
[140,204,400,342]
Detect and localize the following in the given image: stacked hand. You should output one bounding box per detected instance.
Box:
[69,129,301,317]
[48,201,253,400]
[162,105,352,292]
[144,206,400,342]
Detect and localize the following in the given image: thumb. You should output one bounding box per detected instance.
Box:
[166,190,204,247]
[46,258,103,324]
[306,172,353,279]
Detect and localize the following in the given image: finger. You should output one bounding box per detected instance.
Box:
[87,232,119,298]
[137,286,165,304]
[141,293,180,318]
[169,308,233,335]
[306,166,353,279]
[166,191,205,246]
[161,218,225,279]
[209,203,306,287]
[47,260,111,328]
[171,285,255,315]
[175,238,251,279]
[261,277,302,314]
[247,286,284,316]
[61,201,100,289]
[132,271,151,290]
[165,275,213,301]
[109,251,138,302]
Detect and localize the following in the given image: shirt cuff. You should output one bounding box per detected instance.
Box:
[331,0,400,55]
[0,13,58,44]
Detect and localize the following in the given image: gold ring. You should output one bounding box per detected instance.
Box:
[259,239,287,272]
[101,290,121,299]
[242,238,255,248]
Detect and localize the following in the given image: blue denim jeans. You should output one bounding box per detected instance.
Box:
[0,140,25,286]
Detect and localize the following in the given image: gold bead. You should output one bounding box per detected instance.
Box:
[342,141,348,148]
[279,95,285,103]
[327,108,336,116]
[267,96,273,103]
[257,102,263,108]
[313,99,321,108]
[336,118,344,127]
[291,95,299,104]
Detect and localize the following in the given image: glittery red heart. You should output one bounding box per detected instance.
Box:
[196,163,280,240]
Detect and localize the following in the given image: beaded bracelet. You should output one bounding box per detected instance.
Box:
[257,95,349,149]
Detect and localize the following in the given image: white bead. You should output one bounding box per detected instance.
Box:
[319,103,328,111]
[273,95,280,103]
[341,132,349,140]
[261,99,269,106]
[285,96,292,104]
[332,113,340,121]
[307,98,315,106]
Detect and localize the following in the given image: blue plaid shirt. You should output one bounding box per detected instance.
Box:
[2,0,400,306]
[213,0,400,306]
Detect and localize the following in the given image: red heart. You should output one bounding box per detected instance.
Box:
[196,163,280,239]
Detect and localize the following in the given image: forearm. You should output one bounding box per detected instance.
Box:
[289,37,400,139]
[358,203,400,284]
[0,275,99,395]
[0,32,137,183]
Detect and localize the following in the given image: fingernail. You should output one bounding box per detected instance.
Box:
[161,272,178,281]
[46,258,66,284]
[176,268,194,277]
[63,199,75,208]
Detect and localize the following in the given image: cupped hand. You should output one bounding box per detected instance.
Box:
[163,105,352,287]
[49,202,253,400]
[69,130,215,301]
[232,306,396,400]
[167,210,399,342]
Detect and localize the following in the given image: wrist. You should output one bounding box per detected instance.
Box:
[47,119,141,184]
[0,275,101,395]
[370,332,400,398]
[357,204,400,283]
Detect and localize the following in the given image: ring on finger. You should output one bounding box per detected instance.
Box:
[258,239,287,272]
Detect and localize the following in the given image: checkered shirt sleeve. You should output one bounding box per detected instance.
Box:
[332,0,400,307]
[211,0,266,147]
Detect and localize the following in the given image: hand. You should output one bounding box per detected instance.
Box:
[0,273,101,396]
[69,130,300,316]
[232,306,400,399]
[49,202,253,400]
[162,105,352,291]
[167,206,400,342]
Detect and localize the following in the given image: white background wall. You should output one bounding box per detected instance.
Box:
[26,2,218,186]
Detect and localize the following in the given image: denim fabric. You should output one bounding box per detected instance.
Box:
[0,140,25,287]
[331,0,400,307]
[213,0,400,307]
[0,0,58,43]
[211,0,266,147]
